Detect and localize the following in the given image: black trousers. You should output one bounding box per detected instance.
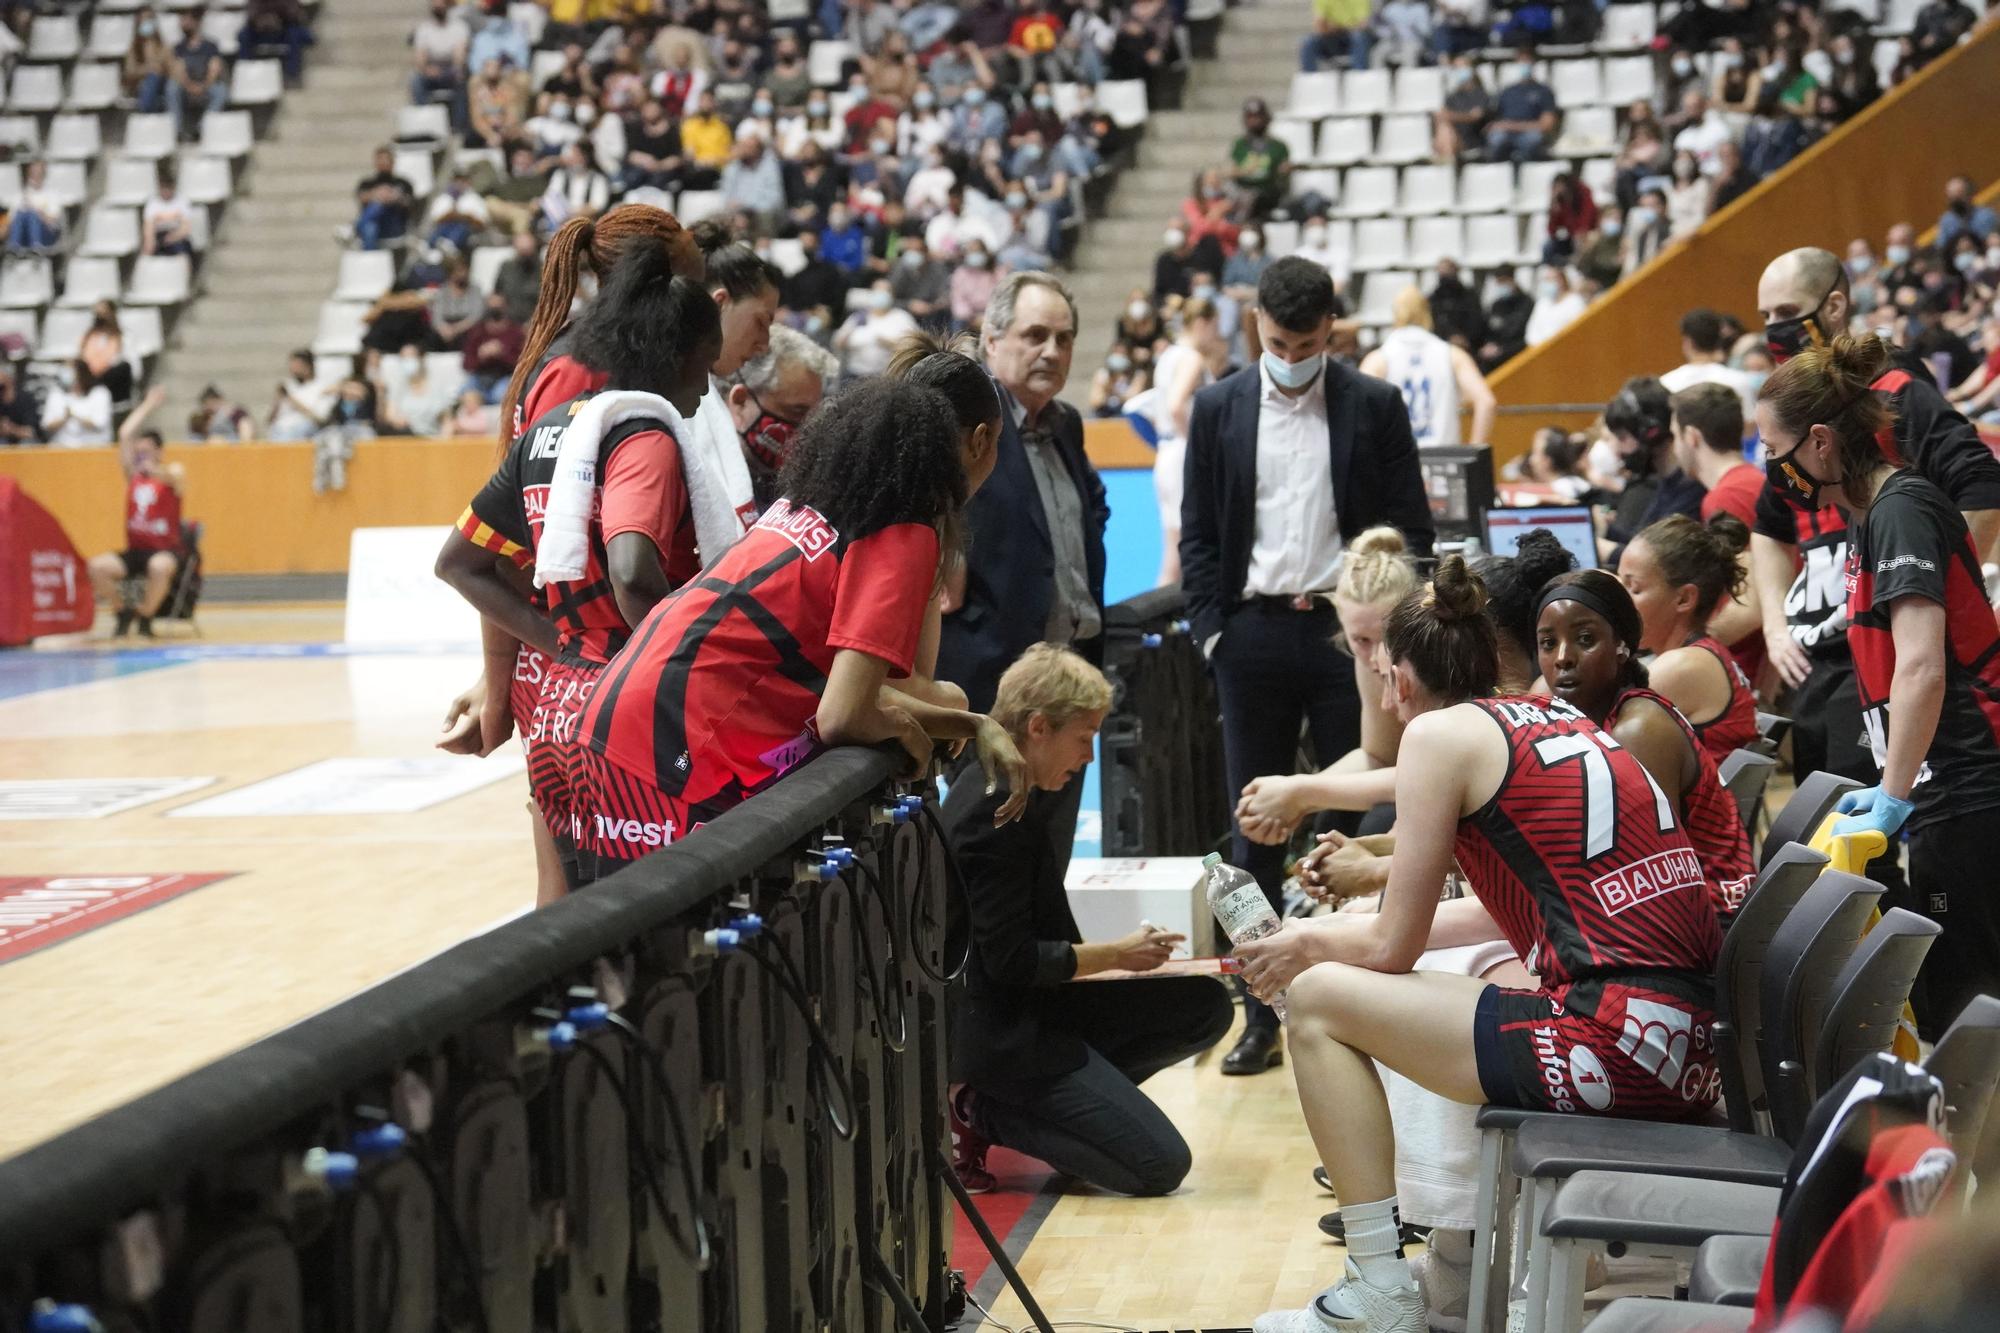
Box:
[969,975,1233,1196]
[1210,600,1361,1031]
[1902,805,2000,1041]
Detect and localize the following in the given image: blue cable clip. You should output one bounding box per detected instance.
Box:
[898,793,926,815]
[1171,618,1191,635]
[350,1123,407,1161]
[28,1301,103,1333]
[302,1147,360,1193]
[700,927,741,955]
[728,913,764,939]
[824,846,856,870]
[537,1020,580,1053]
[1141,632,1163,648]
[564,1001,612,1032]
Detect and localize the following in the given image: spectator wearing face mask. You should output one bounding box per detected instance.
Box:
[1707,38,1756,117]
[1090,341,1148,418]
[1484,50,1557,164]
[762,34,810,109]
[1879,222,1922,293]
[542,144,609,229]
[462,295,526,404]
[1824,32,1881,120]
[818,204,868,276]
[125,8,172,115]
[377,345,454,437]
[1525,266,1587,347]
[1708,141,1758,215]
[900,87,950,160]
[889,235,952,325]
[1116,291,1164,352]
[1432,56,1490,161]
[1478,267,1533,370]
[952,240,1000,331]
[1574,205,1626,290]
[1937,175,1998,250]
[724,325,836,510]
[904,143,956,216]
[719,131,785,233]
[1427,259,1486,352]
[1224,229,1271,303]
[678,90,733,183]
[1180,167,1240,256]
[948,83,1009,152]
[782,226,848,327]
[166,8,228,137]
[1011,131,1076,262]
[833,282,919,377]
[1659,46,1705,115]
[1672,89,1733,177]
[466,58,526,153]
[1666,151,1710,238]
[424,169,490,252]
[1151,227,1199,305]
[1542,173,1598,266]
[1293,218,1350,294]
[1624,189,1672,276]
[1228,98,1290,219]
[1011,81,1064,146]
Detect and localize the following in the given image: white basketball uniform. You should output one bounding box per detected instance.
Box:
[1379,325,1461,447]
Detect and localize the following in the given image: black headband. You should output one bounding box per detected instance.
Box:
[1537,580,1630,634]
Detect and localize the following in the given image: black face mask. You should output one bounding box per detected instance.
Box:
[1764,287,1835,362]
[1764,432,1839,512]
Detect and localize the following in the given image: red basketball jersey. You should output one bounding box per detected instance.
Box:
[1613,686,1757,914]
[1454,695,1723,1015]
[124,473,181,552]
[1685,635,1760,764]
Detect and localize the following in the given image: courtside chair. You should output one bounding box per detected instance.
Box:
[1716,749,1777,833]
[1760,771,1860,870]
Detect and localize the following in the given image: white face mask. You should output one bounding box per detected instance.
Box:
[1303,227,1327,247]
[1240,232,1261,252]
[1537,279,1560,302]
[1128,300,1150,322]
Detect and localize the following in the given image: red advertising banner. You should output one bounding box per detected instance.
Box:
[0,874,233,965]
[0,477,94,646]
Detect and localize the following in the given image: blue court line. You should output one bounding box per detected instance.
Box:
[0,641,479,702]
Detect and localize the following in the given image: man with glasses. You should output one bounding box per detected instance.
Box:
[722,325,837,510]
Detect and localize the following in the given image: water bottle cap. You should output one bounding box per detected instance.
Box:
[1202,852,1222,867]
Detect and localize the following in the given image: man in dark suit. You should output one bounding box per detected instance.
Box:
[939,272,1108,873]
[1181,255,1435,1074]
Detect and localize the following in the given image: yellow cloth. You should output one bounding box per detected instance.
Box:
[546,0,586,25]
[1806,818,1921,1061]
[681,113,733,167]
[1313,0,1371,26]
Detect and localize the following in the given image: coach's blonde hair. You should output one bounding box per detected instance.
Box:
[991,644,1115,737]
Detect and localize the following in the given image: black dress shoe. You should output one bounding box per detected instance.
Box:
[1220,1025,1282,1075]
[1313,1165,1334,1193]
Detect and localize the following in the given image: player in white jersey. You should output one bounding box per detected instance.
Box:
[1360,288,1497,448]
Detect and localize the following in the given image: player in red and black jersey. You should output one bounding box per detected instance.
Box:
[436,249,722,895]
[1238,559,1724,1333]
[1619,514,1763,763]
[1538,569,1757,917]
[573,368,1027,882]
[1758,333,2000,1038]
[87,388,181,638]
[1751,247,2000,791]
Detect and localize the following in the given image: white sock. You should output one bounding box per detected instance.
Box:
[1341,1196,1411,1289]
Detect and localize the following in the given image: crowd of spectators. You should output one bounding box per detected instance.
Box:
[335,0,1179,400]
[1099,0,1988,394]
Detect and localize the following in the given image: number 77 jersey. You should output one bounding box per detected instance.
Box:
[1452,695,1724,998]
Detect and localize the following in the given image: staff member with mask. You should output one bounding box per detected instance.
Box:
[1750,246,2000,795]
[1180,255,1434,1075]
[719,325,837,510]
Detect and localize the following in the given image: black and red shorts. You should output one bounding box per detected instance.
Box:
[571,748,705,885]
[1473,979,1721,1122]
[119,547,175,578]
[509,643,550,737]
[525,655,603,884]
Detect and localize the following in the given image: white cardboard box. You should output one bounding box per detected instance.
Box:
[1063,856,1215,957]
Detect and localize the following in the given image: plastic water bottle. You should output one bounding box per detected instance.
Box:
[1203,852,1286,1023]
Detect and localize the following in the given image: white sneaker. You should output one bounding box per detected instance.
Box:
[1254,1258,1428,1333]
[1408,1251,1469,1333]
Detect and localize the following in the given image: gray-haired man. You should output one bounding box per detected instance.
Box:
[725,324,839,509]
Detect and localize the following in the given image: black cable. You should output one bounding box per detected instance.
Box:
[355,1173,402,1333]
[845,866,909,1053]
[864,1244,933,1333]
[601,1011,713,1272]
[736,941,856,1140]
[571,1038,699,1283]
[405,1139,495,1333]
[910,802,971,983]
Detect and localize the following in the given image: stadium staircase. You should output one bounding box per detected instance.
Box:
[149,0,411,429]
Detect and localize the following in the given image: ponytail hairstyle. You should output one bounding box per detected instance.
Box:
[1757,333,1896,490]
[496,205,704,457]
[1538,569,1648,690]
[566,245,722,401]
[1634,513,1750,625]
[691,217,783,302]
[1335,526,1418,610]
[885,328,1001,432]
[1472,527,1577,659]
[777,378,968,555]
[1383,556,1502,703]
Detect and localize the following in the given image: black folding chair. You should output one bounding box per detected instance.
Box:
[1717,749,1778,834]
[1759,771,1862,870]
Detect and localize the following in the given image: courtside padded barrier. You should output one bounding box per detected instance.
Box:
[1100,585,1231,857]
[0,743,961,1333]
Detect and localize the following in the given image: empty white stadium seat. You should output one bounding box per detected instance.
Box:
[1051,82,1089,120]
[1408,215,1466,269]
[124,113,178,159]
[0,308,39,354]
[1262,219,1300,256]
[1597,4,1657,50]
[120,305,164,360]
[807,39,854,87]
[1555,105,1617,155]
[1353,217,1409,270]
[1340,68,1392,117]
[394,148,436,200]
[44,161,88,209]
[1878,0,1923,34]
[37,306,91,360]
[1456,161,1512,215]
[8,65,64,114]
[1287,71,1342,118]
[230,59,283,107]
[1374,115,1431,165]
[0,257,55,310]
[1314,117,1373,167]
[1398,164,1457,215]
[1514,159,1567,212]
[66,63,121,112]
[0,115,40,155]
[530,49,567,89]
[1355,270,1414,325]
[58,257,123,308]
[1464,213,1526,268]
[310,300,369,355]
[467,245,510,294]
[125,254,192,306]
[1599,55,1657,105]
[78,206,142,258]
[1334,165,1397,217]
[676,189,726,223]
[333,249,396,302]
[178,154,233,204]
[44,113,103,162]
[1273,117,1318,164]
[1392,65,1444,113]
[1290,167,1341,205]
[507,2,548,46]
[26,15,82,62]
[1547,57,1605,106]
[86,15,135,61]
[1096,80,1149,128]
[395,103,450,146]
[201,109,254,158]
[103,157,158,207]
[1579,155,1618,200]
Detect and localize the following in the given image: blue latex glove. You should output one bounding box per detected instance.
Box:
[1832,785,1915,839]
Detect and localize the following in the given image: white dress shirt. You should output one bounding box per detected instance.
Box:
[1243,360,1343,597]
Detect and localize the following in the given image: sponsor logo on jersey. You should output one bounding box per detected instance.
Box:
[1890,1146,1957,1216]
[1590,847,1705,916]
[594,813,677,848]
[1569,1045,1613,1111]
[527,422,567,460]
[758,499,839,560]
[1531,1025,1578,1113]
[520,483,602,531]
[1617,997,1694,1091]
